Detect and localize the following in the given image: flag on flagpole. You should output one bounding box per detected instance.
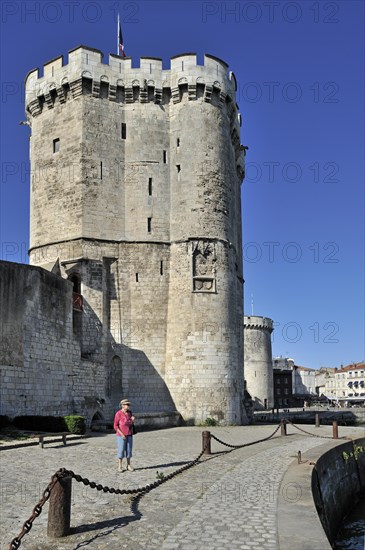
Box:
[118,16,126,58]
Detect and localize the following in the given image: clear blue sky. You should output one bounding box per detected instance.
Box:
[0,0,364,369]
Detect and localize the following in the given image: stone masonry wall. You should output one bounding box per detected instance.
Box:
[0,260,105,421]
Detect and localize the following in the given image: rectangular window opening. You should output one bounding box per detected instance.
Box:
[176,164,181,173]
[147,217,152,233]
[100,161,103,180]
[160,261,163,276]
[163,150,167,164]
[148,178,153,196]
[135,273,139,283]
[121,123,126,139]
[177,138,180,147]
[86,53,89,65]
[53,138,60,153]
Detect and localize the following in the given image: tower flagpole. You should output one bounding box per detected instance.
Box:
[117,12,120,56]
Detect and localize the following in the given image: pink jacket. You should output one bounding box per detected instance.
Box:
[114,409,134,436]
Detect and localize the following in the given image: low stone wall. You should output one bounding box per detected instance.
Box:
[91,411,182,432]
[311,437,365,544]
[135,412,182,429]
[254,408,364,426]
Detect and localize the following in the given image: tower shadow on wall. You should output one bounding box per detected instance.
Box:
[74,293,177,419]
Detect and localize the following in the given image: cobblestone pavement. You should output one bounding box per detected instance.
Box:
[1,424,364,550]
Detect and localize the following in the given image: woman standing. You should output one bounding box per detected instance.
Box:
[113,399,135,472]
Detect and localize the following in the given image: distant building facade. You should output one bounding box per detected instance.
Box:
[273,357,315,407]
[292,366,317,397]
[273,367,293,408]
[333,363,365,403]
[315,367,337,399]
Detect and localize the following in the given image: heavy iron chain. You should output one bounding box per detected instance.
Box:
[60,442,207,496]
[286,419,346,439]
[10,420,335,548]
[9,469,64,550]
[210,422,282,449]
[9,442,208,549]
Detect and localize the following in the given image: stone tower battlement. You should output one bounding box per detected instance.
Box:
[26,46,240,121]
[244,315,274,333]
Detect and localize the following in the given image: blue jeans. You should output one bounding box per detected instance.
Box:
[117,435,133,459]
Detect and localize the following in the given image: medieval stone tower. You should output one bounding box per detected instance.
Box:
[25,46,246,424]
[244,316,274,410]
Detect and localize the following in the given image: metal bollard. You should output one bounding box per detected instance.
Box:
[202,431,211,455]
[280,420,287,436]
[315,413,320,428]
[47,475,72,538]
[332,420,338,439]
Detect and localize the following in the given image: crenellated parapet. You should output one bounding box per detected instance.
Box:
[25,45,240,117]
[244,316,274,333]
[25,46,244,175]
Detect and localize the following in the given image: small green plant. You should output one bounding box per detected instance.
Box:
[203,417,218,427]
[64,416,86,435]
[354,445,365,460]
[156,471,165,480]
[342,445,365,462]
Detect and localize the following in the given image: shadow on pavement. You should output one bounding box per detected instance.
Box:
[68,446,236,547]
[71,513,139,548]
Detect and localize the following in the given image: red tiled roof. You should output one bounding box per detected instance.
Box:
[336,362,365,373]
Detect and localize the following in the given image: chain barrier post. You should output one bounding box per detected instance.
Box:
[280,419,287,436]
[202,431,211,455]
[332,420,338,439]
[47,474,72,538]
[315,413,320,428]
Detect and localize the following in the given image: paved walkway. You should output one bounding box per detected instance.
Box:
[1,424,364,550]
